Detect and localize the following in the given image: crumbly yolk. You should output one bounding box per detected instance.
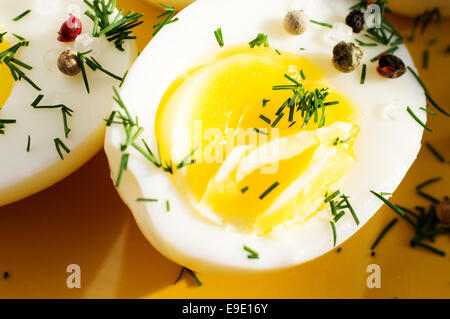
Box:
[0,35,14,109]
[155,46,360,234]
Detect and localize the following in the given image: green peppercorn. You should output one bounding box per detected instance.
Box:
[332,41,363,73]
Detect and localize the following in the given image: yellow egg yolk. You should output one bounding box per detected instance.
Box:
[0,35,14,109]
[155,46,360,234]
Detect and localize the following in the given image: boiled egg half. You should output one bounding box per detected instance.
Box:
[105,0,426,272]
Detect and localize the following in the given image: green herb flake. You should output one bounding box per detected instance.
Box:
[249,33,269,48]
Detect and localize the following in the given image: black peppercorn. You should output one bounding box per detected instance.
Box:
[345,9,365,33]
[377,54,406,79]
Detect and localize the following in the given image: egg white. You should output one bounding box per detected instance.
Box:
[105,0,426,272]
[0,0,138,206]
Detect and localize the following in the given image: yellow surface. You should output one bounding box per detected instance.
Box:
[156,47,359,233]
[0,1,449,298]
[0,37,14,109]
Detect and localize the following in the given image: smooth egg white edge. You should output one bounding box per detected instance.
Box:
[0,0,138,206]
[105,0,426,273]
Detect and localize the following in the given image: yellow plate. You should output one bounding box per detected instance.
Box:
[0,1,449,298]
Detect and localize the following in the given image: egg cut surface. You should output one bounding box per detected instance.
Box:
[105,0,426,272]
[0,0,138,206]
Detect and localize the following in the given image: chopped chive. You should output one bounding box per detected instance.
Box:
[407,66,449,116]
[271,112,284,127]
[253,128,268,135]
[333,211,346,222]
[300,69,306,80]
[166,200,170,212]
[417,191,440,204]
[310,20,333,28]
[115,153,129,187]
[406,106,432,132]
[370,46,399,63]
[422,49,429,69]
[26,135,31,152]
[105,111,117,126]
[330,221,337,247]
[259,114,271,124]
[243,245,259,259]
[410,240,445,256]
[241,186,249,194]
[54,138,70,160]
[371,218,398,250]
[288,121,296,128]
[137,198,158,202]
[325,190,340,203]
[275,49,281,55]
[419,106,436,115]
[425,142,445,163]
[355,39,378,47]
[213,27,224,47]
[262,99,270,107]
[259,181,279,200]
[13,10,31,21]
[380,192,392,196]
[360,64,367,84]
[370,190,405,216]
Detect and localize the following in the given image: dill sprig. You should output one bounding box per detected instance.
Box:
[370,191,405,216]
[106,87,191,186]
[31,95,73,138]
[153,3,178,37]
[77,50,124,94]
[416,177,442,204]
[249,33,269,48]
[0,119,16,135]
[243,245,259,259]
[310,20,332,28]
[271,73,336,128]
[355,39,378,47]
[0,35,40,91]
[213,28,224,47]
[396,202,446,257]
[84,0,143,51]
[406,106,432,132]
[54,138,70,160]
[12,10,31,22]
[407,67,449,116]
[371,218,398,250]
[325,191,359,246]
[425,142,445,163]
[174,267,202,286]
